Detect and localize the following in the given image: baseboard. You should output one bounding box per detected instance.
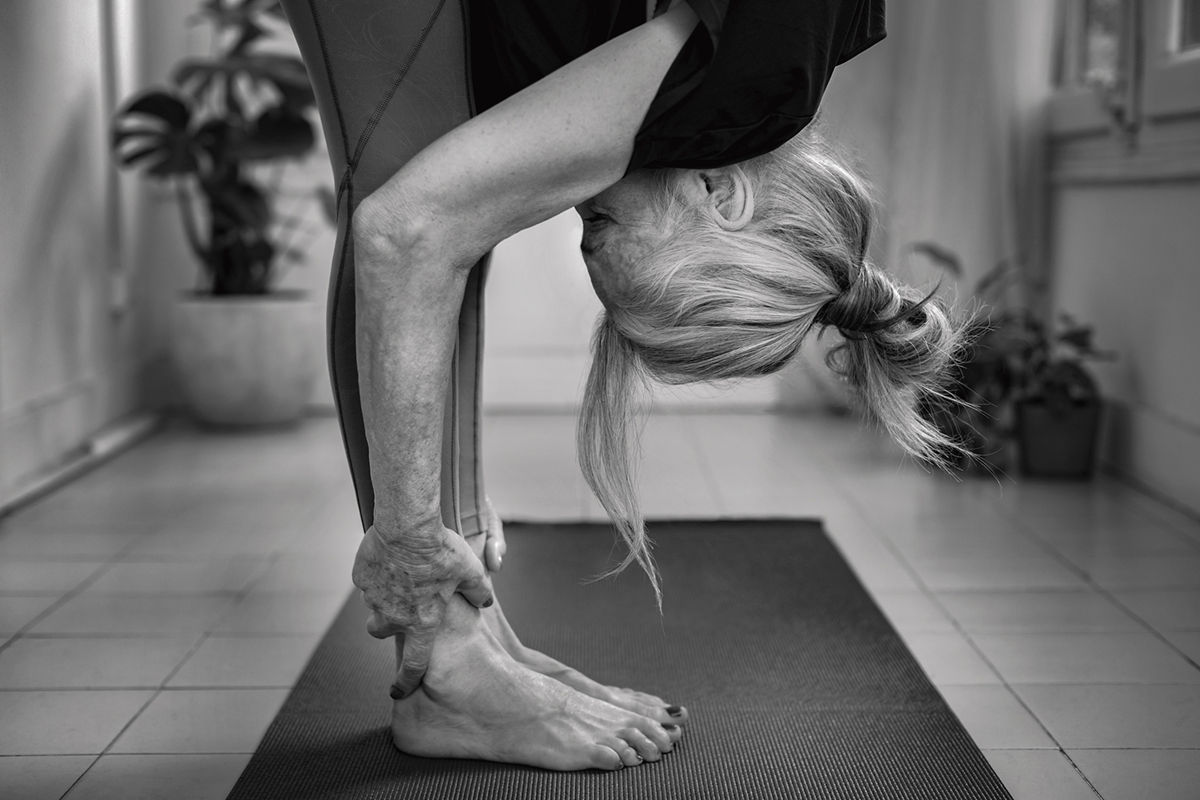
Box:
[0,412,162,518]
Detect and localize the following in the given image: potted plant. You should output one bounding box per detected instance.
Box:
[1011,311,1113,478]
[111,0,332,426]
[913,243,1115,478]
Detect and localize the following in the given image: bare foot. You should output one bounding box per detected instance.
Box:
[483,598,688,726]
[463,528,689,727]
[391,594,680,770]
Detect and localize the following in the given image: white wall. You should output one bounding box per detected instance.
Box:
[0,1,151,504]
[1049,183,1200,513]
[0,0,336,506]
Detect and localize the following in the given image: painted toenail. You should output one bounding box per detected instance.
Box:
[666,705,682,717]
[482,598,494,608]
[663,723,678,731]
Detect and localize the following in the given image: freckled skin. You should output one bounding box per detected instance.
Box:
[578,170,675,309]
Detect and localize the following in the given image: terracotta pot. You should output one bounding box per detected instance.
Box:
[1016,399,1103,479]
[171,292,320,426]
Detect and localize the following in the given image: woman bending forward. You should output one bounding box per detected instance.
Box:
[283,0,965,771]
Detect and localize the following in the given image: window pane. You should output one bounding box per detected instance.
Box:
[1181,0,1200,51]
[1082,0,1125,86]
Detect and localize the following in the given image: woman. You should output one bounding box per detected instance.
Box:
[283,0,966,771]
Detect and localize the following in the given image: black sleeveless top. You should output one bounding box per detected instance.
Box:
[465,0,886,172]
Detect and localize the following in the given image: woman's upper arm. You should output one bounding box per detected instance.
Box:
[374,3,699,267]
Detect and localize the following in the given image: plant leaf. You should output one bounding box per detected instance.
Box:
[174,54,315,112]
[205,179,271,231]
[117,142,167,168]
[909,241,962,277]
[237,106,314,160]
[1059,324,1094,353]
[111,91,199,176]
[118,91,191,129]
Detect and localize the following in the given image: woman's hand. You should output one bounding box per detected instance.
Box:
[483,495,507,573]
[352,524,494,698]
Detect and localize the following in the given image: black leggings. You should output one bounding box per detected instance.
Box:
[281,0,489,538]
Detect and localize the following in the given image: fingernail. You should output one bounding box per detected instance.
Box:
[663,723,678,731]
[482,597,494,608]
[666,705,682,717]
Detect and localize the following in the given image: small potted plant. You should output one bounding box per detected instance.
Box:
[912,243,1115,478]
[1010,311,1114,478]
[111,0,332,426]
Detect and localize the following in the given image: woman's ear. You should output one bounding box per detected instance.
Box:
[699,165,754,230]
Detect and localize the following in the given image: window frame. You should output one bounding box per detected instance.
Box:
[1049,0,1200,184]
[1142,0,1200,120]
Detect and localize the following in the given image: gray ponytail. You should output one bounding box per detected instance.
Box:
[816,264,970,465]
[578,129,975,601]
[577,317,661,606]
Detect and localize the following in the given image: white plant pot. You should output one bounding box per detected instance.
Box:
[172,292,320,426]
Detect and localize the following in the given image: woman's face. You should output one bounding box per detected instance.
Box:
[575,170,675,309]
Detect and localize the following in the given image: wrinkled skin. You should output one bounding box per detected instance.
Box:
[352,523,493,698]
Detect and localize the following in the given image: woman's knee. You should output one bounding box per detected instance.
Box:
[353,189,422,264]
[354,182,468,276]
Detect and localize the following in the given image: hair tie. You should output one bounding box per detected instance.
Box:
[815,271,938,336]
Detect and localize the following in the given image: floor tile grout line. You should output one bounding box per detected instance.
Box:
[675,414,729,515]
[850,474,1200,681]
[931,546,1198,800]
[58,691,162,797]
[901,544,1200,797]
[0,560,124,657]
[50,754,102,800]
[858,523,1079,760]
[0,480,226,656]
[988,502,1200,674]
[46,522,312,791]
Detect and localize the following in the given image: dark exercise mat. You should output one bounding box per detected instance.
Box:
[227,520,1012,800]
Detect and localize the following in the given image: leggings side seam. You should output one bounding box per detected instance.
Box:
[304,0,350,165]
[306,0,370,531]
[336,0,449,206]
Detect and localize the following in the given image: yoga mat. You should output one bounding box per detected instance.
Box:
[227,520,1012,799]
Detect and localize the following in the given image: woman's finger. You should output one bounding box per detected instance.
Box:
[365,610,404,639]
[391,626,436,699]
[484,537,503,572]
[485,495,508,559]
[452,535,495,607]
[457,565,495,608]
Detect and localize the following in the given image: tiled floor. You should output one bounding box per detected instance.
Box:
[1,412,1198,799]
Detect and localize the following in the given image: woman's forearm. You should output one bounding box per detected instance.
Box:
[348,3,698,539]
[353,207,471,541]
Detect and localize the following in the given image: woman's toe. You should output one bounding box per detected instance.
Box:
[635,689,668,706]
[634,717,674,752]
[588,744,624,771]
[664,704,688,723]
[619,727,662,762]
[602,737,641,767]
